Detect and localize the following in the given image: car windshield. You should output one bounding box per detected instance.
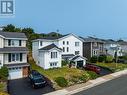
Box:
[33,75,45,83]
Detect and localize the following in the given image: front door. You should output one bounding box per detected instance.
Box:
[77,61,83,68]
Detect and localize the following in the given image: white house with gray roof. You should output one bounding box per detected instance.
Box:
[0,31,29,80]
[32,33,86,69]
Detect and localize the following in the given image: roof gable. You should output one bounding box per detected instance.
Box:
[39,44,62,51]
[58,33,84,42]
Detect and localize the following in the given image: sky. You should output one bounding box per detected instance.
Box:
[0,0,127,40]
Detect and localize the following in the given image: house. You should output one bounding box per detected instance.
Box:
[32,33,86,69]
[81,37,104,60]
[0,31,29,80]
[104,40,123,57]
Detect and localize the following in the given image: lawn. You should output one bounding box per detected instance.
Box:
[30,62,85,80]
[96,63,127,72]
[0,82,8,95]
[28,52,99,88]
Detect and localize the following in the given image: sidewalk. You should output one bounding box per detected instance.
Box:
[44,69,127,95]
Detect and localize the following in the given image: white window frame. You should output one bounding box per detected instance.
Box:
[63,41,65,45]
[75,51,80,55]
[40,41,43,46]
[63,47,65,52]
[51,52,58,59]
[67,47,69,52]
[11,53,20,62]
[75,42,80,47]
[50,62,58,67]
[67,41,69,45]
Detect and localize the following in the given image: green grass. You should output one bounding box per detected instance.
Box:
[96,63,127,72]
[0,82,8,95]
[30,63,85,80]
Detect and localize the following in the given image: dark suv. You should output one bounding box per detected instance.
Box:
[29,70,47,88]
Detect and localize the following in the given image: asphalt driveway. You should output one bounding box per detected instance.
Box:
[8,78,55,95]
[99,67,112,76]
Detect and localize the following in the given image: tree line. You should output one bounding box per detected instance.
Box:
[2,24,62,50]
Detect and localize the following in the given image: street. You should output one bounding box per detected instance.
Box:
[74,75,127,95]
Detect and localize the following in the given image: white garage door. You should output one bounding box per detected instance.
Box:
[9,67,23,80]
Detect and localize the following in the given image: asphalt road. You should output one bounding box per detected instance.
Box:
[74,75,127,95]
[8,78,55,95]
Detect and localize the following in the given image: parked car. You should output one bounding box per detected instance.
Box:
[84,64,101,74]
[29,70,47,88]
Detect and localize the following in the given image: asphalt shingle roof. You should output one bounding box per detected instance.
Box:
[39,44,62,51]
[80,37,104,43]
[70,55,87,61]
[39,34,69,40]
[0,31,27,38]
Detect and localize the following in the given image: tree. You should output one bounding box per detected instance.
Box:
[90,56,98,63]
[3,24,15,32]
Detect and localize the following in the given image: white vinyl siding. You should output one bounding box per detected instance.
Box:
[4,39,26,47]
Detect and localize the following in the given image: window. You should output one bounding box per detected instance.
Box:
[67,41,69,45]
[8,40,21,46]
[50,62,57,67]
[12,54,15,61]
[40,41,43,46]
[75,51,80,55]
[67,47,69,52]
[19,40,22,46]
[75,42,80,46]
[63,41,65,45]
[11,40,15,46]
[8,53,22,62]
[63,47,65,52]
[51,52,57,59]
[8,40,11,46]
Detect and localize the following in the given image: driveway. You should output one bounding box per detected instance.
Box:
[8,78,55,95]
[99,67,112,76]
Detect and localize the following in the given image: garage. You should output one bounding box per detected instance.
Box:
[9,67,23,80]
[69,55,87,68]
[77,60,84,68]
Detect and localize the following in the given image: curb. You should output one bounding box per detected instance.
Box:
[44,69,127,95]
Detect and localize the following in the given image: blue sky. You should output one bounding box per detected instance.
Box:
[0,0,127,39]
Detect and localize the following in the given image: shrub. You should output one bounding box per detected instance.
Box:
[106,56,113,63]
[90,56,98,63]
[55,77,68,87]
[87,71,99,79]
[78,73,90,82]
[0,66,8,80]
[62,60,69,66]
[98,55,106,62]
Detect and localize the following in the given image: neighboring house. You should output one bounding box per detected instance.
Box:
[117,40,127,55]
[32,33,86,69]
[81,37,104,60]
[104,40,123,57]
[0,31,29,80]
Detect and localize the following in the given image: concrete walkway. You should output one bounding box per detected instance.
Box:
[44,69,127,95]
